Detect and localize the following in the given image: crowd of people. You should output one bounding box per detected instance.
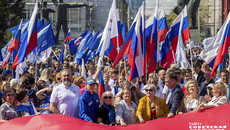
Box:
[0,45,229,126]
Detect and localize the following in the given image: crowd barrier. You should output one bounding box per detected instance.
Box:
[0,104,229,130]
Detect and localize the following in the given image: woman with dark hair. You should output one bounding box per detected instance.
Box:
[0,89,19,122]
[21,76,40,108]
[16,89,37,116]
[116,88,137,126]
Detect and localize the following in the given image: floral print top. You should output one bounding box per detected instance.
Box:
[0,102,19,120]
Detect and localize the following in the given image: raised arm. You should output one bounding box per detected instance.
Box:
[67,3,86,8]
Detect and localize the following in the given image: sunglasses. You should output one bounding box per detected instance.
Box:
[6,94,14,97]
[145,89,154,92]
[174,72,181,75]
[104,96,112,99]
[57,78,61,80]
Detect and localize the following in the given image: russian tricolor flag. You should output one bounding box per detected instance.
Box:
[2,19,23,68]
[144,1,168,74]
[113,4,144,81]
[140,1,146,75]
[145,3,168,74]
[160,6,190,69]
[112,6,140,69]
[200,12,230,77]
[12,0,38,69]
[98,71,105,98]
[63,28,71,44]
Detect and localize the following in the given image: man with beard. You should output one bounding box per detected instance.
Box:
[50,69,81,118]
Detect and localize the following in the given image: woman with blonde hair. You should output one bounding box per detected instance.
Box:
[178,80,206,114]
[197,82,228,111]
[112,75,125,97]
[39,68,52,86]
[97,91,115,125]
[141,77,163,98]
[1,81,11,93]
[137,84,169,123]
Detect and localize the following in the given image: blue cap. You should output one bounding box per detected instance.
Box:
[85,78,96,85]
[44,64,50,68]
[4,69,11,74]
[52,56,57,60]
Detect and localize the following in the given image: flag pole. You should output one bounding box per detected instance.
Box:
[116,36,121,74]
[34,48,39,83]
[229,48,230,72]
[51,48,58,58]
[124,58,128,80]
[189,39,194,74]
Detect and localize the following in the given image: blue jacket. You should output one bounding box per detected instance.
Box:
[17,103,35,115]
[78,89,99,123]
[166,84,184,115]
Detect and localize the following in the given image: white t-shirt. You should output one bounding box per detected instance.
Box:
[108,79,116,90]
[50,83,81,118]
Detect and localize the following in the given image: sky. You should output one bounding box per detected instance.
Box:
[146,0,177,15]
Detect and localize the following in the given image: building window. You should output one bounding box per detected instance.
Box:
[208,5,211,12]
[67,8,82,30]
[208,17,211,23]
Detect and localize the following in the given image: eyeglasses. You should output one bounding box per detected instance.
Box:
[174,72,181,75]
[145,89,154,92]
[6,94,14,97]
[57,78,61,80]
[104,96,112,99]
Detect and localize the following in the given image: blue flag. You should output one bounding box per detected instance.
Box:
[88,28,104,52]
[9,19,30,35]
[58,45,65,64]
[69,30,89,55]
[77,30,92,53]
[37,21,56,53]
[121,22,126,40]
[0,45,3,62]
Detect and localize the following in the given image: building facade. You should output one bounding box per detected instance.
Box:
[222,0,230,24]
[200,0,222,39]
[23,0,128,43]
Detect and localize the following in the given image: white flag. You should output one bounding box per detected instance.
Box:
[176,6,189,69]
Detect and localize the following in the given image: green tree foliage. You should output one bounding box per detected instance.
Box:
[0,0,24,46]
[166,11,178,28]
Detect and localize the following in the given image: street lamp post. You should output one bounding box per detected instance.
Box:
[88,4,97,31]
[5,17,11,42]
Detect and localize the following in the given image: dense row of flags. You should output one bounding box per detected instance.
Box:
[1,0,230,97]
